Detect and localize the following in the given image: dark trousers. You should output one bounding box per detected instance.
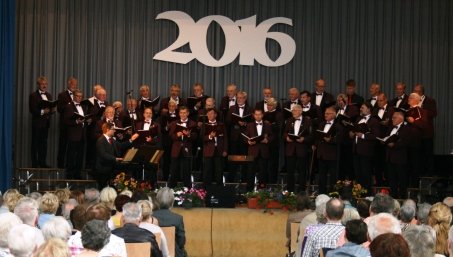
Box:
[421,138,434,175]
[203,155,224,186]
[318,159,338,194]
[66,140,84,179]
[286,156,307,192]
[407,147,422,188]
[374,145,387,186]
[339,144,354,180]
[247,155,268,191]
[388,162,408,199]
[169,156,192,188]
[268,143,280,183]
[31,126,49,167]
[353,154,373,194]
[57,124,68,168]
[85,136,96,168]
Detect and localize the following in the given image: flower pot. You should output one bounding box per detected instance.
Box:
[247,197,259,209]
[267,200,282,209]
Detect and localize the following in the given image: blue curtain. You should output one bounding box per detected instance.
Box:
[0,0,14,191]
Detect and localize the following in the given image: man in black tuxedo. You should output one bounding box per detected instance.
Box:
[283,87,301,120]
[219,83,238,121]
[345,79,364,106]
[311,79,335,112]
[159,83,187,116]
[349,102,380,192]
[112,202,163,257]
[157,100,180,181]
[94,122,139,188]
[366,83,381,112]
[314,106,343,194]
[63,89,90,179]
[57,76,78,168]
[29,76,53,168]
[255,87,281,112]
[389,82,409,109]
[300,90,322,129]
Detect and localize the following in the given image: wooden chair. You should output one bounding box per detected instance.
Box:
[125,242,151,257]
[155,232,162,250]
[290,222,300,253]
[161,226,176,257]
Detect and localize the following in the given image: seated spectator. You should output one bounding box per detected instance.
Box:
[448,226,453,257]
[38,192,59,228]
[403,225,437,257]
[27,192,42,202]
[364,193,395,224]
[427,202,452,256]
[369,233,410,257]
[112,202,162,257]
[99,187,117,211]
[0,213,23,256]
[8,224,45,257]
[301,198,345,257]
[131,191,150,202]
[67,203,127,257]
[399,203,416,232]
[138,200,170,257]
[70,190,84,205]
[0,189,23,214]
[62,199,79,225]
[153,187,186,257]
[119,189,133,198]
[341,208,360,226]
[286,194,313,248]
[77,219,111,257]
[83,188,100,207]
[417,203,432,225]
[14,197,39,227]
[33,238,71,257]
[109,195,131,230]
[367,213,401,241]
[356,199,371,220]
[41,216,72,241]
[55,188,71,216]
[326,219,370,257]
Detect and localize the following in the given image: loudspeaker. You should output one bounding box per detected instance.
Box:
[205,185,236,208]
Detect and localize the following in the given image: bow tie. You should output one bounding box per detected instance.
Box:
[393,125,399,129]
[372,97,377,100]
[294,118,301,121]
[209,121,217,124]
[256,122,263,126]
[229,98,235,102]
[326,122,332,125]
[316,93,323,96]
[169,113,176,116]
[75,104,81,107]
[180,120,188,123]
[303,105,309,108]
[379,107,385,110]
[238,106,245,109]
[361,117,367,121]
[69,92,73,95]
[398,96,403,100]
[144,121,150,124]
[40,92,46,95]
[291,101,298,104]
[129,111,135,114]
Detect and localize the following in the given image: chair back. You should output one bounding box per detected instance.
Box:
[161,226,176,257]
[125,242,151,257]
[290,222,300,253]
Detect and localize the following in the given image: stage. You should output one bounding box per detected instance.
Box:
[172,207,289,257]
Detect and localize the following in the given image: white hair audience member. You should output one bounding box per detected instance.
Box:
[399,203,416,231]
[368,213,401,241]
[0,213,23,256]
[138,200,170,257]
[99,187,117,211]
[8,224,45,257]
[41,216,72,241]
[14,197,39,226]
[83,188,100,206]
[403,225,437,257]
[33,238,70,257]
[417,203,432,225]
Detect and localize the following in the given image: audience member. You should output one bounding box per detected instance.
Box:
[14,197,39,226]
[403,225,437,257]
[61,199,78,223]
[0,213,23,256]
[38,192,59,228]
[27,192,42,202]
[417,202,432,225]
[364,193,395,224]
[33,238,70,257]
[0,189,23,213]
[367,213,401,241]
[286,194,313,247]
[341,208,360,226]
[302,198,345,257]
[356,199,371,220]
[41,216,72,241]
[99,187,117,211]
[153,187,186,257]
[138,200,170,257]
[83,189,100,207]
[54,188,71,216]
[399,203,416,231]
[69,205,87,233]
[109,195,131,230]
[112,202,162,257]
[70,191,84,205]
[448,226,453,257]
[369,233,410,257]
[77,219,111,257]
[427,202,452,256]
[8,224,45,257]
[326,220,370,257]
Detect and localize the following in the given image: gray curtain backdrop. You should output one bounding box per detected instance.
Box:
[15,0,452,168]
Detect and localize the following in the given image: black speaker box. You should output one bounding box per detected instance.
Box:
[205,185,236,208]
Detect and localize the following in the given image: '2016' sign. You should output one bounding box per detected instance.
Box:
[153,11,296,67]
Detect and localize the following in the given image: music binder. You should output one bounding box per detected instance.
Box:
[113,126,132,133]
[376,134,399,144]
[150,150,164,164]
[122,145,163,165]
[343,121,370,134]
[231,113,252,123]
[205,123,224,136]
[140,96,161,109]
[122,148,138,162]
[187,96,208,109]
[241,133,264,143]
[287,130,304,141]
[38,99,58,109]
[73,112,94,121]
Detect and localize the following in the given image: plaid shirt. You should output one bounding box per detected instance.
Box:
[301,222,345,257]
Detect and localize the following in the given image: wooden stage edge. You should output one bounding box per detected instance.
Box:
[172,207,289,257]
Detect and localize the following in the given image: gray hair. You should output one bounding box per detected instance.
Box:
[399,204,416,223]
[368,212,401,241]
[41,216,72,241]
[443,197,453,207]
[266,97,277,107]
[81,219,111,251]
[84,188,100,205]
[61,198,79,220]
[27,192,42,201]
[8,224,45,257]
[403,225,436,257]
[315,194,330,224]
[122,202,142,223]
[156,187,175,209]
[14,197,39,226]
[417,203,432,225]
[0,213,23,248]
[341,208,361,225]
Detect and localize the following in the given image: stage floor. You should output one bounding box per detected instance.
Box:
[173,207,289,257]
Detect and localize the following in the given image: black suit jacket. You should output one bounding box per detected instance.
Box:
[95,135,131,175]
[112,223,162,257]
[347,93,364,106]
[245,121,273,158]
[153,209,186,257]
[352,116,380,156]
[63,102,88,142]
[57,90,72,114]
[316,121,343,161]
[283,116,312,157]
[255,100,281,112]
[29,90,53,129]
[226,104,253,141]
[310,92,335,111]
[159,96,187,114]
[389,94,409,110]
[384,124,410,165]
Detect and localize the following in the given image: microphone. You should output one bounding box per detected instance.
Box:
[126,89,134,95]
